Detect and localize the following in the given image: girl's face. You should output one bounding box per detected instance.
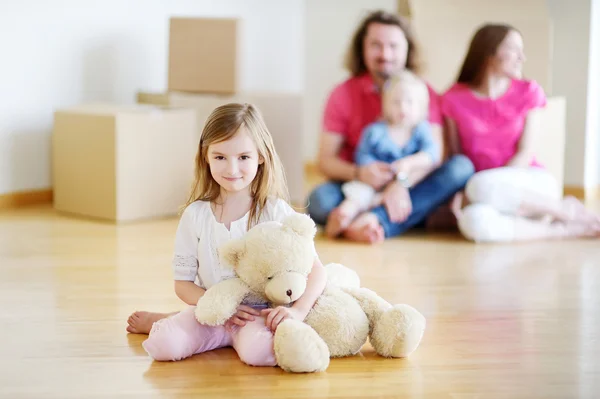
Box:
[207,127,262,195]
[385,84,421,127]
[491,30,525,79]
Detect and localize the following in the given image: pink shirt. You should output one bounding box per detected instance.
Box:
[441,79,547,172]
[322,73,442,162]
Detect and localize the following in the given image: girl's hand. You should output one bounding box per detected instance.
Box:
[261,306,306,332]
[224,305,261,332]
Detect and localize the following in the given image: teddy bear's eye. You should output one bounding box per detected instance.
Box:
[267,276,273,280]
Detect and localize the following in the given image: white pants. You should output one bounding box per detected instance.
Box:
[457,167,561,243]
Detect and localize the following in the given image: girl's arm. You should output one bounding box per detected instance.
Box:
[291,258,327,317]
[174,281,206,305]
[262,257,328,331]
[507,108,542,168]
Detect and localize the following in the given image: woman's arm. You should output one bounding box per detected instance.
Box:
[174,281,206,305]
[507,108,542,168]
[444,117,462,157]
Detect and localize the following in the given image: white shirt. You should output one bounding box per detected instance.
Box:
[171,197,314,290]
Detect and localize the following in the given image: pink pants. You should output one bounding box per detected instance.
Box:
[142,306,277,367]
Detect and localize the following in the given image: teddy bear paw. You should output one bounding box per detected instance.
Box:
[274,319,330,373]
[370,304,426,358]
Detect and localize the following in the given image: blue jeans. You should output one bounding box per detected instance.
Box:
[306,155,475,238]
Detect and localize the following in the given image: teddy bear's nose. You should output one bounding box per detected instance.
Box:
[286,289,292,297]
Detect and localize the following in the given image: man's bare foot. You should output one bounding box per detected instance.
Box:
[343,212,385,244]
[126,311,174,334]
[325,201,360,238]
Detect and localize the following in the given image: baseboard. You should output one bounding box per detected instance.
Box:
[304,161,319,176]
[563,185,599,201]
[0,189,53,210]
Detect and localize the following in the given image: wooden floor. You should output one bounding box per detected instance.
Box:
[1,203,600,399]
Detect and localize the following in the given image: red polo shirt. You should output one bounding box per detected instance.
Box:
[321,73,442,162]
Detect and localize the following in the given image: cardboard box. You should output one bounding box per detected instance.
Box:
[137,91,305,205]
[52,104,197,222]
[168,17,239,94]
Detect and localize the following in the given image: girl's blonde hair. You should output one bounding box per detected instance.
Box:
[183,103,289,229]
[382,70,430,123]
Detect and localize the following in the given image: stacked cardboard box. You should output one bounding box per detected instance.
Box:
[142,17,305,205]
[52,17,305,223]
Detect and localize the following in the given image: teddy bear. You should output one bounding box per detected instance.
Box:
[194,212,426,373]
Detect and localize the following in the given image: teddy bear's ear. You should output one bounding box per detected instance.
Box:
[282,213,317,239]
[218,239,246,268]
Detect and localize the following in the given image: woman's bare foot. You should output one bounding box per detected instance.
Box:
[126,311,175,334]
[343,212,385,244]
[325,201,360,238]
[559,219,600,238]
[561,196,600,224]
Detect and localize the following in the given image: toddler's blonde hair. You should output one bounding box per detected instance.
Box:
[382,70,430,123]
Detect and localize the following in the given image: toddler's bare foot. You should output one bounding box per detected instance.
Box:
[325,201,359,238]
[126,311,174,334]
[343,212,385,244]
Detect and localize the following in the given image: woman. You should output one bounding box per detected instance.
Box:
[307,10,475,244]
[442,24,600,242]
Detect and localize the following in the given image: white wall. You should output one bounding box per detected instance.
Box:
[591,0,600,186]
[0,0,304,196]
[304,0,396,162]
[547,0,591,187]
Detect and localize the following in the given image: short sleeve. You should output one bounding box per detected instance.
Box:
[440,84,460,121]
[525,80,547,110]
[440,92,453,119]
[172,203,201,283]
[413,121,440,164]
[267,199,319,259]
[354,124,381,166]
[321,83,350,135]
[426,83,442,126]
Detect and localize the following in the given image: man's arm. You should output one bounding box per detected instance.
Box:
[316,132,358,182]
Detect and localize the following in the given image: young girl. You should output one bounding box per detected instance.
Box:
[442,24,600,242]
[325,70,441,238]
[126,103,327,365]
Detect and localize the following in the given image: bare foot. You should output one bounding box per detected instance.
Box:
[561,196,600,224]
[325,201,360,238]
[560,219,600,239]
[343,212,385,244]
[126,311,174,334]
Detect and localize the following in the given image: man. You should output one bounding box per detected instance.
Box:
[307,10,474,243]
